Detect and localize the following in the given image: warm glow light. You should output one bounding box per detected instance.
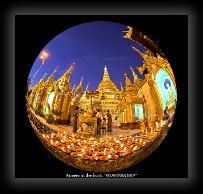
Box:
[40,51,49,60]
[48,92,55,107]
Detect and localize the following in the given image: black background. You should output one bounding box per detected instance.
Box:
[15,15,188,178]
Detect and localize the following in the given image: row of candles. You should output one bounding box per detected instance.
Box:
[29,102,169,161]
[41,129,161,161]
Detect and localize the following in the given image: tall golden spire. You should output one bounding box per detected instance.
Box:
[56,63,74,92]
[120,82,124,93]
[131,46,149,60]
[103,66,110,81]
[37,72,47,85]
[63,63,74,79]
[124,73,132,86]
[45,66,59,86]
[130,66,139,83]
[75,77,83,96]
[85,82,89,93]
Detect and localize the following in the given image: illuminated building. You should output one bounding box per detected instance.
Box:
[28,51,177,129]
[28,27,177,132]
[26,23,178,172]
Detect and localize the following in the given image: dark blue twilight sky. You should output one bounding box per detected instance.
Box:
[29,21,146,90]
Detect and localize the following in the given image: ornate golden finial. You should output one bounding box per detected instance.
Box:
[53,66,59,73]
[120,82,124,92]
[137,66,144,75]
[123,26,133,39]
[103,66,110,80]
[57,63,74,87]
[124,73,132,86]
[130,66,139,83]
[45,66,59,85]
[38,72,47,84]
[85,82,89,93]
[63,63,74,79]
[131,46,148,59]
[75,77,83,96]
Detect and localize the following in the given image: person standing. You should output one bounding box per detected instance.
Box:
[96,109,102,136]
[101,114,107,134]
[73,107,79,133]
[106,110,112,132]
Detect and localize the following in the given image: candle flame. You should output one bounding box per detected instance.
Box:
[108,154,111,159]
[133,146,138,151]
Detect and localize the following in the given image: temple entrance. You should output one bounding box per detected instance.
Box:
[134,104,144,121]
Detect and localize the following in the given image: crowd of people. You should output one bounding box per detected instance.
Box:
[28,104,113,138]
[72,107,112,137]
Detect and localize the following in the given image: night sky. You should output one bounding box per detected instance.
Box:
[29,21,146,90]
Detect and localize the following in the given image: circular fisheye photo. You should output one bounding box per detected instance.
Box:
[26,21,177,172]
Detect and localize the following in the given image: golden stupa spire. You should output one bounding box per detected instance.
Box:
[103,66,110,81]
[75,77,83,96]
[124,73,132,86]
[63,63,74,79]
[120,82,124,93]
[38,72,47,84]
[85,82,89,93]
[130,66,139,83]
[131,46,148,59]
[54,63,74,93]
[45,66,59,86]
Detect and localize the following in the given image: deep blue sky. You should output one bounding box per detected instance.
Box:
[29,21,146,90]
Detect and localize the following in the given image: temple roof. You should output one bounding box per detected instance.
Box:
[97,66,118,93]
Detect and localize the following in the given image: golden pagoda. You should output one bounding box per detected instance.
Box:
[97,66,118,95]
[80,66,122,123]
[28,44,177,131]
